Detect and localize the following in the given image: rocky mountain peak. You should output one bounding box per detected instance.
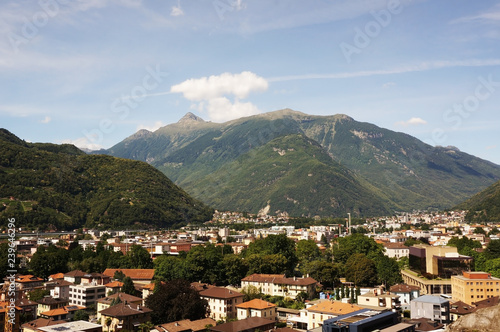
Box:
[178,112,205,123]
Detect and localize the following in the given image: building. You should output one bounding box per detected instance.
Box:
[401,269,452,296]
[96,292,143,320]
[104,281,124,295]
[209,317,275,332]
[408,245,472,279]
[241,274,318,300]
[39,305,86,321]
[451,271,500,305]
[102,269,155,285]
[449,300,474,322]
[383,243,409,260]
[389,284,420,308]
[410,295,450,324]
[306,300,363,330]
[36,297,68,317]
[99,302,152,332]
[37,320,102,332]
[322,309,400,332]
[21,318,66,332]
[64,270,87,284]
[357,288,401,313]
[199,287,244,321]
[236,299,277,321]
[154,318,216,332]
[69,283,106,307]
[45,279,73,300]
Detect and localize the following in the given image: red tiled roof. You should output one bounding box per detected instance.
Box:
[105,281,124,288]
[242,273,317,286]
[156,318,216,332]
[236,299,276,310]
[99,302,152,317]
[97,292,143,305]
[390,284,420,293]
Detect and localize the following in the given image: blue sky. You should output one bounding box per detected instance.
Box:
[1,0,500,164]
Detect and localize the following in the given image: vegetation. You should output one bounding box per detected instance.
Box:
[457,180,500,222]
[0,129,213,231]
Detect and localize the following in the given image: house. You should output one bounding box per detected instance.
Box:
[37,320,102,332]
[81,272,111,286]
[69,283,106,307]
[451,271,500,305]
[357,288,401,313]
[209,317,275,332]
[306,300,363,330]
[449,300,474,322]
[102,269,155,285]
[36,297,68,317]
[4,275,43,293]
[21,318,66,332]
[199,287,244,321]
[39,304,86,321]
[64,270,87,284]
[104,281,124,295]
[154,318,216,332]
[96,292,143,320]
[236,299,277,321]
[383,242,409,260]
[241,274,318,300]
[322,309,400,332]
[410,295,450,324]
[48,273,64,281]
[389,284,420,308]
[99,302,152,332]
[45,279,73,300]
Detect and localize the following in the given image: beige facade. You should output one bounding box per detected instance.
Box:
[200,287,244,321]
[451,271,500,305]
[401,269,452,295]
[241,274,317,300]
[236,299,277,321]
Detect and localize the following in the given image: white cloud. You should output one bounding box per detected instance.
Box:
[171,1,184,17]
[40,116,51,124]
[382,82,396,88]
[136,120,165,132]
[61,137,103,151]
[451,4,500,24]
[395,117,427,127]
[171,71,268,122]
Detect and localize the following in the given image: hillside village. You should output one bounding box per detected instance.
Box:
[3,210,500,332]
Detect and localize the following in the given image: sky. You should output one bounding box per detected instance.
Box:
[1,0,500,164]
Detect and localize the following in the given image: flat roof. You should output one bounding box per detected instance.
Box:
[38,320,102,332]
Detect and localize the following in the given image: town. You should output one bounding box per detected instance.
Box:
[2,209,500,332]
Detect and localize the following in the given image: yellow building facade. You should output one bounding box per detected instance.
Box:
[451,271,500,305]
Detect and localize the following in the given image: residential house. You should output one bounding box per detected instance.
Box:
[449,300,474,322]
[241,274,317,300]
[199,287,244,321]
[16,297,38,322]
[64,270,87,284]
[236,299,277,321]
[36,297,68,317]
[37,321,102,332]
[154,318,216,332]
[389,284,420,309]
[99,302,152,332]
[69,283,106,307]
[451,271,500,305]
[410,295,450,324]
[102,269,155,285]
[96,292,143,320]
[21,318,66,332]
[5,275,43,293]
[306,300,363,330]
[209,317,275,332]
[104,281,124,295]
[81,272,111,286]
[45,279,73,300]
[383,242,409,260]
[357,288,401,313]
[39,305,86,321]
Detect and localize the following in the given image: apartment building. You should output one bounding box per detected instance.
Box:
[241,274,317,300]
[451,271,500,305]
[200,287,244,321]
[69,284,106,307]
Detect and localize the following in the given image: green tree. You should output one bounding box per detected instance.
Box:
[344,253,377,287]
[484,258,500,278]
[73,310,89,321]
[485,240,500,260]
[303,260,339,288]
[154,255,188,282]
[332,234,383,264]
[27,289,50,301]
[121,276,136,296]
[126,245,153,269]
[241,285,262,302]
[296,240,321,267]
[219,255,249,286]
[29,245,69,279]
[145,279,208,325]
[473,227,486,235]
[113,270,126,281]
[247,254,288,275]
[447,236,481,255]
[245,234,298,275]
[375,255,402,287]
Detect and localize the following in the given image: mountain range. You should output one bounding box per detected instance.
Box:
[97,109,500,217]
[0,129,213,231]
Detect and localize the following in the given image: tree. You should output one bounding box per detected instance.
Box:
[447,236,481,255]
[29,245,69,279]
[375,255,402,287]
[485,240,500,260]
[73,310,89,321]
[241,285,262,302]
[245,234,298,275]
[332,234,383,265]
[247,254,288,275]
[121,277,136,296]
[138,321,154,332]
[219,255,249,286]
[303,260,339,287]
[154,255,188,282]
[113,270,126,281]
[126,245,153,269]
[27,289,50,302]
[473,227,486,235]
[145,279,208,325]
[344,253,377,287]
[296,240,321,267]
[484,258,500,278]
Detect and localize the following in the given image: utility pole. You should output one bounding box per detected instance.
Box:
[347,213,351,235]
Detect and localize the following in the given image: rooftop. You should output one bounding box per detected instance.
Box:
[411,295,449,304]
[236,299,276,310]
[103,268,155,280]
[38,320,103,332]
[307,300,363,315]
[200,287,244,299]
[99,302,152,317]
